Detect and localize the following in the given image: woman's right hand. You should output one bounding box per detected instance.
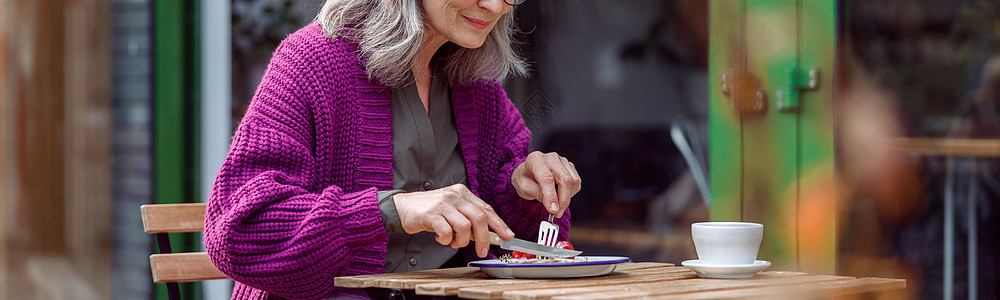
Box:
[394,184,515,258]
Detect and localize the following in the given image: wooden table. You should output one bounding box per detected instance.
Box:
[895,137,1000,298]
[334,262,906,299]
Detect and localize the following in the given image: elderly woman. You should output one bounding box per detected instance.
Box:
[204,0,581,298]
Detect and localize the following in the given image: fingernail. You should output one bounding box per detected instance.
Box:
[506,228,514,236]
[550,202,558,212]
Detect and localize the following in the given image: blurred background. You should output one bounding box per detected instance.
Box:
[0,0,998,299]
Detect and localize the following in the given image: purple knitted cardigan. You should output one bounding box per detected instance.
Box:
[204,24,571,299]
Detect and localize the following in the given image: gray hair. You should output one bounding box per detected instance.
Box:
[315,0,528,87]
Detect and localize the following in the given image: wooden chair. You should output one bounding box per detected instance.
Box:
[141,203,229,300]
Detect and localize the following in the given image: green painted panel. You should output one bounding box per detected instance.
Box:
[154,0,186,211]
[708,0,744,223]
[796,0,837,275]
[709,0,837,274]
[741,0,800,272]
[154,0,202,299]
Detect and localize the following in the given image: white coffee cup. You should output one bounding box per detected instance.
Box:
[691,222,763,265]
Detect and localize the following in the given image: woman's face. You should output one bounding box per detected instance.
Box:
[422,0,512,49]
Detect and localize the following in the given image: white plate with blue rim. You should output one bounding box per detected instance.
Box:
[468,256,631,279]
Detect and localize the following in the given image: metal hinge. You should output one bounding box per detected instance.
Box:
[774,68,819,112]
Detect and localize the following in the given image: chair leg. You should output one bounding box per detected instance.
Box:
[157,233,183,300]
[167,283,182,300]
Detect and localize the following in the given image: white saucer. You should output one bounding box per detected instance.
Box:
[681,260,771,279]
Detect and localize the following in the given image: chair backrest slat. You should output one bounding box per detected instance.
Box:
[150,252,228,283]
[141,202,229,291]
[141,203,207,233]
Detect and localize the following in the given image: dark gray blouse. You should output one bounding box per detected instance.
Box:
[379,74,469,273]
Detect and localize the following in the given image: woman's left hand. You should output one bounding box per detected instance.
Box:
[511,151,581,218]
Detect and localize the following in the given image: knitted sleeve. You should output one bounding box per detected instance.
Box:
[203,34,385,299]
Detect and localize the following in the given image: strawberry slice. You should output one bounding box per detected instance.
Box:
[511,250,535,259]
[555,241,574,250]
[510,241,575,260]
[555,241,576,259]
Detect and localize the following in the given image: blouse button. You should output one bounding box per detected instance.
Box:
[408,257,418,266]
[422,181,432,190]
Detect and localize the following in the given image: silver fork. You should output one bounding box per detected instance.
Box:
[537,214,559,258]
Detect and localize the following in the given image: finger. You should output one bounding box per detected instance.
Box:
[557,157,582,217]
[455,202,490,257]
[530,157,559,214]
[486,207,514,242]
[511,160,539,201]
[513,152,544,201]
[513,174,542,201]
[423,215,454,246]
[441,206,472,249]
[545,154,576,218]
[456,186,514,241]
[566,160,582,191]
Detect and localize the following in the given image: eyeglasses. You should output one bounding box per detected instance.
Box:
[504,0,525,6]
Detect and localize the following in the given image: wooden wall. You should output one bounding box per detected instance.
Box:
[1,0,7,296]
[1,0,111,298]
[65,0,113,291]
